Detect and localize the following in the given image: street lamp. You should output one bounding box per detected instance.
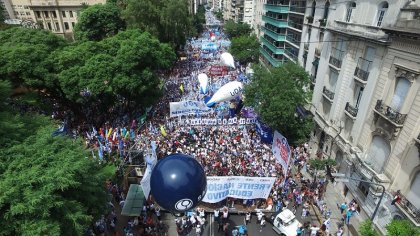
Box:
[331,173,386,221]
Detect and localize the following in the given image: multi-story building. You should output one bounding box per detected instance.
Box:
[1,0,15,19]
[260,0,306,67]
[299,0,420,231]
[252,0,265,36]
[6,0,105,38]
[243,0,254,25]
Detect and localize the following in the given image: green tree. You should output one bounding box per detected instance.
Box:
[244,62,313,144]
[358,220,380,236]
[224,19,252,38]
[74,2,126,41]
[229,34,259,65]
[193,5,206,35]
[215,10,223,20]
[0,84,113,235]
[386,219,419,236]
[0,27,66,88]
[52,29,175,121]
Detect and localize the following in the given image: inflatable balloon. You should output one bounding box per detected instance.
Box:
[206,81,243,107]
[198,73,209,94]
[220,52,235,68]
[150,154,207,213]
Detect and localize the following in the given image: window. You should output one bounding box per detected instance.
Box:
[47,22,52,30]
[366,136,390,173]
[354,86,364,109]
[52,11,57,18]
[376,2,388,27]
[44,11,49,18]
[69,11,73,18]
[311,1,316,17]
[390,77,410,112]
[71,22,75,28]
[329,69,338,91]
[406,173,420,208]
[62,11,66,17]
[345,2,356,22]
[324,1,330,19]
[55,22,60,31]
[26,12,30,16]
[64,22,69,30]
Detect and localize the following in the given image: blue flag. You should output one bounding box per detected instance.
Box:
[255,119,273,144]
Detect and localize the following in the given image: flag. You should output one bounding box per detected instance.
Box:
[139,112,147,125]
[98,141,104,160]
[160,125,167,137]
[52,122,68,137]
[180,84,184,93]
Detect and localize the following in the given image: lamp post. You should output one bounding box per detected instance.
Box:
[332,173,386,221]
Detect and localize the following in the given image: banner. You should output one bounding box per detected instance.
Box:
[272,131,291,176]
[140,166,152,199]
[209,65,228,76]
[177,117,257,126]
[202,176,276,203]
[169,100,211,117]
[255,119,273,144]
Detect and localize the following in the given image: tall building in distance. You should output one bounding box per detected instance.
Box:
[260,0,306,67]
[5,0,106,38]
[299,0,420,231]
[1,0,15,19]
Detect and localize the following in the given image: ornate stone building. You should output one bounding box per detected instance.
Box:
[299,0,420,231]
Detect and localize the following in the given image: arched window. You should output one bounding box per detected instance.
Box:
[311,1,316,17]
[324,1,330,19]
[407,172,420,208]
[390,77,410,112]
[376,2,389,27]
[366,136,391,173]
[345,2,356,22]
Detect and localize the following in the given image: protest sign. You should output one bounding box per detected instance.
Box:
[272,131,291,176]
[170,100,211,117]
[202,176,276,203]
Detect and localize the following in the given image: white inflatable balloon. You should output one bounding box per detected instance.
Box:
[206,81,243,107]
[198,73,209,94]
[220,52,235,68]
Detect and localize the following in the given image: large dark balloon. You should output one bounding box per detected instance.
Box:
[150,154,207,213]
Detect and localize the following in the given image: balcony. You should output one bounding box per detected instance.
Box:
[284,48,298,61]
[260,47,281,67]
[286,35,299,46]
[304,43,309,51]
[374,100,407,126]
[396,193,420,226]
[261,27,286,41]
[289,5,305,14]
[354,57,372,83]
[306,16,314,24]
[262,15,288,28]
[322,86,335,102]
[319,18,327,27]
[329,20,390,44]
[260,36,285,54]
[329,47,345,69]
[264,4,289,14]
[345,102,358,119]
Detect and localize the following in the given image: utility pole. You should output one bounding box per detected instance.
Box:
[332,173,386,221]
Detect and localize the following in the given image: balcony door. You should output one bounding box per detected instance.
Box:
[366,136,390,173]
[390,77,410,112]
[354,85,364,109]
[406,173,420,209]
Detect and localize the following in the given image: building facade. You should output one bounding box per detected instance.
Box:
[260,0,306,67]
[6,0,105,38]
[1,0,15,19]
[252,0,265,36]
[299,0,420,230]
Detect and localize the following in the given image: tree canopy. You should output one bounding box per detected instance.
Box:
[386,219,419,236]
[74,2,126,41]
[229,34,260,65]
[122,0,194,48]
[224,19,252,38]
[244,62,313,144]
[0,82,113,236]
[0,27,175,125]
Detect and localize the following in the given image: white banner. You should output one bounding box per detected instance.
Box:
[272,131,291,176]
[177,117,257,126]
[169,100,211,117]
[140,166,152,199]
[202,176,276,203]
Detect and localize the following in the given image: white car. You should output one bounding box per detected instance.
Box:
[272,209,301,236]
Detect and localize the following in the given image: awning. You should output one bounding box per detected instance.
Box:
[121,184,145,216]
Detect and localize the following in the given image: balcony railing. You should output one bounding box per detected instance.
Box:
[397,192,420,225]
[306,16,314,24]
[345,102,358,118]
[323,86,335,100]
[262,27,286,41]
[374,100,407,126]
[262,15,288,28]
[319,18,327,27]
[329,47,345,68]
[286,35,299,45]
[304,43,309,51]
[289,5,305,14]
[354,57,372,82]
